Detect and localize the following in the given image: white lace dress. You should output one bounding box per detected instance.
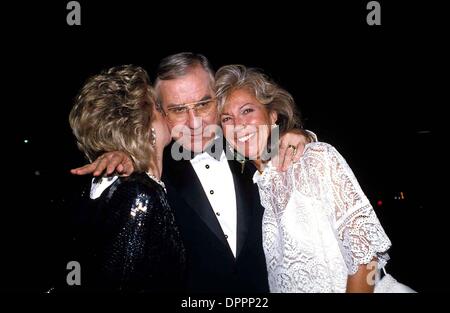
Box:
[253,142,391,293]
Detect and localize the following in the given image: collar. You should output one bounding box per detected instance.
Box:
[90,175,119,199]
[191,150,227,165]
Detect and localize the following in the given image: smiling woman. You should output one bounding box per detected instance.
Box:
[215,64,397,293]
[216,64,303,170]
[220,89,277,164]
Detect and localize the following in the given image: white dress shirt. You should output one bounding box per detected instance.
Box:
[190,151,238,257]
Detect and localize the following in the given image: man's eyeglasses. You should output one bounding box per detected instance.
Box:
[164,98,216,122]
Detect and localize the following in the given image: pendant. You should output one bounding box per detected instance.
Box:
[239,160,245,174]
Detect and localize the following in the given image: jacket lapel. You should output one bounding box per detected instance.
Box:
[163,145,230,250]
[228,159,253,258]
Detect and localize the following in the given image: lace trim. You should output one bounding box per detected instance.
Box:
[338,204,391,275]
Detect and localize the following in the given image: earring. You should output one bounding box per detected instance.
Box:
[271,124,277,129]
[151,128,156,147]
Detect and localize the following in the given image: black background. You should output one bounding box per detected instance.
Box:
[2,0,447,293]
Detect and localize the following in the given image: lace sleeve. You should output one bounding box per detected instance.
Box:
[325,144,391,275]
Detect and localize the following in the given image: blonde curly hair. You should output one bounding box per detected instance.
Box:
[69,65,155,172]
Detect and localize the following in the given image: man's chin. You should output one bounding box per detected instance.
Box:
[241,147,258,161]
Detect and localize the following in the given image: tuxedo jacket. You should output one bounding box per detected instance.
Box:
[162,141,269,293]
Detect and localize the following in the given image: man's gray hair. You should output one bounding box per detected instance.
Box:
[154,52,215,108]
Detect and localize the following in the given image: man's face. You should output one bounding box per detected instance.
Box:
[158,66,219,153]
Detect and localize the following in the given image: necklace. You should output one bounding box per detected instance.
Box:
[146,172,167,193]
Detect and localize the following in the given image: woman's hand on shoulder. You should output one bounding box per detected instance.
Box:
[273,129,314,171]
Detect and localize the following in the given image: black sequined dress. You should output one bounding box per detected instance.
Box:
[72,172,186,292]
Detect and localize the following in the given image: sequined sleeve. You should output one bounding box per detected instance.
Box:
[94,176,185,291]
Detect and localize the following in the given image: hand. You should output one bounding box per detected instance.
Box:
[70,151,134,177]
[346,261,377,293]
[272,129,311,171]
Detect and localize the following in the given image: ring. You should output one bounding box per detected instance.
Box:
[287,144,297,155]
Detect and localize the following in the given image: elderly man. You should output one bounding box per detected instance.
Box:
[72,53,314,292]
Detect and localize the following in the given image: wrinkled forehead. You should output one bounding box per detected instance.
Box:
[158,67,215,107]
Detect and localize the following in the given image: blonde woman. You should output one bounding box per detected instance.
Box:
[216,65,393,293]
[68,65,185,291]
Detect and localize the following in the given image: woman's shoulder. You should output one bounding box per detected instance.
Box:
[115,172,161,196]
[262,143,341,184]
[96,172,161,205]
[292,142,337,165]
[118,172,154,187]
[92,173,166,223]
[303,141,338,156]
[290,142,343,175]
